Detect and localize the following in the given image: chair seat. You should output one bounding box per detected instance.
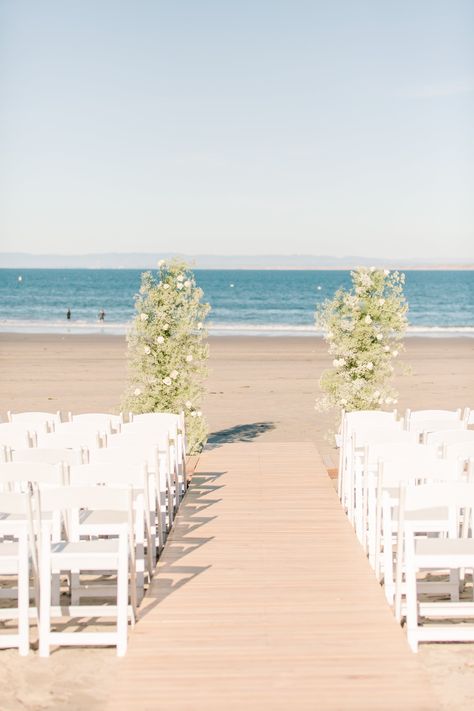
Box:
[415,538,474,568]
[51,539,121,570]
[79,510,127,526]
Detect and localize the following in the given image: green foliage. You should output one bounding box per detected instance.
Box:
[315,267,408,413]
[123,259,211,453]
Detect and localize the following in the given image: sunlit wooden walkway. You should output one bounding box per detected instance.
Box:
[106,442,436,710]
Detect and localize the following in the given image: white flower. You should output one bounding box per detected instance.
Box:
[197,322,203,330]
[197,411,202,417]
[373,390,380,399]
[184,280,191,288]
[384,345,390,352]
[370,266,376,272]
[157,259,165,267]
[163,377,172,386]
[364,315,372,325]
[156,336,164,344]
[177,274,184,282]
[186,354,193,362]
[144,346,151,355]
[191,411,197,417]
[170,370,179,379]
[133,388,141,396]
[327,331,333,339]
[163,323,169,330]
[384,269,390,276]
[163,284,170,290]
[378,298,385,306]
[392,350,399,357]
[340,398,348,406]
[332,358,346,368]
[176,282,184,290]
[366,362,374,370]
[140,313,148,321]
[376,333,383,341]
[185,400,192,409]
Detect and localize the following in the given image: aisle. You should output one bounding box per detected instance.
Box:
[106,441,436,710]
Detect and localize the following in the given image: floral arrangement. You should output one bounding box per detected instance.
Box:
[315,267,408,412]
[123,259,211,454]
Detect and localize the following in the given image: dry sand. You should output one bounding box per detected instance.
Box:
[0,333,474,710]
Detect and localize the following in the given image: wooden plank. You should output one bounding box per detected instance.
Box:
[105,442,437,710]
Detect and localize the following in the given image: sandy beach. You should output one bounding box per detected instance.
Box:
[1,333,474,709]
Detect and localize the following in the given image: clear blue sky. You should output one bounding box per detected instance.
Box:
[1,0,473,259]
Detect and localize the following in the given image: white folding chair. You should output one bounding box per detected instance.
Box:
[37,484,135,657]
[89,447,166,555]
[128,411,187,493]
[108,431,175,523]
[69,461,152,602]
[350,428,418,540]
[0,491,32,655]
[338,410,400,512]
[379,456,463,606]
[398,480,474,652]
[363,443,438,574]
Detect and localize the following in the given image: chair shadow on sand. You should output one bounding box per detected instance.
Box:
[206,421,275,449]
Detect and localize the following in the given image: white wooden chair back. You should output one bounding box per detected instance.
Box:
[11,447,84,466]
[68,412,123,433]
[426,429,474,448]
[37,431,102,452]
[0,423,35,451]
[8,411,61,432]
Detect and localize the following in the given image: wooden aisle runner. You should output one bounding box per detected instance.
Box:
[106,442,436,710]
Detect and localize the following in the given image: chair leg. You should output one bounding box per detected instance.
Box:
[116,534,128,657]
[39,541,52,657]
[18,534,30,656]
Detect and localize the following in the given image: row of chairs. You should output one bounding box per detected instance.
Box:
[0,410,188,657]
[337,407,474,652]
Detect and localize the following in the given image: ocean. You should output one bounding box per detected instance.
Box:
[0,268,473,336]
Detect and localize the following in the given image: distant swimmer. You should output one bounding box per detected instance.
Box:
[66,308,71,320]
[98,309,106,321]
[18,275,23,282]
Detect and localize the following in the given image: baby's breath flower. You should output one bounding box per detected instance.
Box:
[124,259,211,453]
[364,315,372,325]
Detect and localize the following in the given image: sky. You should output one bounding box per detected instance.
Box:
[0,0,473,260]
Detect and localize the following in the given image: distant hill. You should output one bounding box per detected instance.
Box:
[0,252,473,269]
